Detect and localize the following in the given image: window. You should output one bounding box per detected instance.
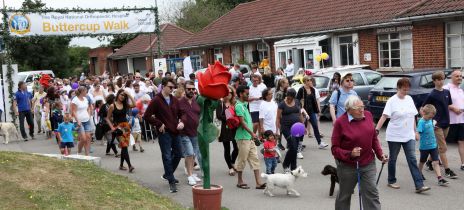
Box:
[339,36,354,65]
[214,48,223,63]
[231,45,240,64]
[244,44,253,63]
[305,50,314,69]
[378,32,413,68]
[365,72,382,85]
[446,22,464,68]
[352,73,365,86]
[420,74,434,88]
[278,52,287,68]
[257,43,268,62]
[190,50,202,70]
[319,38,333,67]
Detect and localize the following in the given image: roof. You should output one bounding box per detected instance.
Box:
[111,23,193,59]
[178,0,464,49]
[274,35,329,47]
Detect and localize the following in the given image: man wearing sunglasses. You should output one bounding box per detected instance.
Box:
[329,73,358,124]
[143,77,184,193]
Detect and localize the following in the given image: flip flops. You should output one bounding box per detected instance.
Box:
[236,184,250,189]
[255,183,266,189]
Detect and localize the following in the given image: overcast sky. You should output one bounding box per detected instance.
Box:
[7,0,186,47]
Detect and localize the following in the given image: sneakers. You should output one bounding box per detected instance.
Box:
[169,183,178,193]
[461,165,464,171]
[318,142,329,149]
[297,152,304,159]
[445,169,458,179]
[133,145,138,151]
[387,183,400,189]
[161,175,179,184]
[193,162,200,170]
[415,186,431,193]
[425,160,433,171]
[277,143,285,151]
[192,174,202,182]
[188,176,197,186]
[283,168,291,173]
[438,178,449,186]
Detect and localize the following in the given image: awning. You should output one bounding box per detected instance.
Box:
[274,35,329,47]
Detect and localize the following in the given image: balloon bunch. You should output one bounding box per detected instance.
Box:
[315,52,330,68]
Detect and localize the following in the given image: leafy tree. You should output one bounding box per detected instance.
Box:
[66,46,90,78]
[109,34,138,48]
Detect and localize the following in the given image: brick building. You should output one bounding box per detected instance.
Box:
[177,0,464,73]
[88,47,114,75]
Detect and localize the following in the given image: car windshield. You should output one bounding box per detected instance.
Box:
[374,76,403,90]
[17,74,27,83]
[314,76,330,89]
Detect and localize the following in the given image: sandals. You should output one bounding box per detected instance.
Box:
[236,184,250,189]
[119,166,127,170]
[256,183,266,189]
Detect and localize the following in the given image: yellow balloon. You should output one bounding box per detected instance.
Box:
[321,53,329,60]
[316,55,322,62]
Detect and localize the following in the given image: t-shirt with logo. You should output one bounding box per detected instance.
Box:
[417,118,437,150]
[57,122,75,143]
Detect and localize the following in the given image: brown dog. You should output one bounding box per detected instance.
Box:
[321,165,339,196]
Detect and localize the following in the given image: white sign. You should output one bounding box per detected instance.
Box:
[154,58,167,75]
[183,56,194,80]
[377,25,413,34]
[8,10,156,37]
[364,53,372,62]
[2,64,19,122]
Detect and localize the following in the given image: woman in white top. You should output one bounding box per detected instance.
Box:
[91,81,106,103]
[259,88,278,135]
[375,78,430,193]
[71,86,92,156]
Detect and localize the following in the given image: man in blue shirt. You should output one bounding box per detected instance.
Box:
[14,81,34,141]
[329,73,358,124]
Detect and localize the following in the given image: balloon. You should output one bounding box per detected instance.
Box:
[71,83,79,90]
[321,53,329,60]
[324,55,330,61]
[316,55,322,62]
[291,122,306,137]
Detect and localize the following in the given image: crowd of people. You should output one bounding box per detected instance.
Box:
[10,62,464,208]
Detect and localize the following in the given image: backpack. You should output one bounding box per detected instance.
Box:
[225,105,240,129]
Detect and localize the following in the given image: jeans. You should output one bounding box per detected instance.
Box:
[19,111,34,139]
[387,140,424,189]
[281,125,301,170]
[264,157,277,174]
[158,132,182,184]
[307,113,322,144]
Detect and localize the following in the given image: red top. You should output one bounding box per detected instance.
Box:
[331,111,383,167]
[263,140,277,158]
[178,97,201,137]
[143,93,182,135]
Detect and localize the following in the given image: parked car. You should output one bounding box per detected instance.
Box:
[367,69,454,120]
[291,68,383,119]
[17,70,55,92]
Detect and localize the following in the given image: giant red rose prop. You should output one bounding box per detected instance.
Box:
[39,73,51,89]
[196,61,231,100]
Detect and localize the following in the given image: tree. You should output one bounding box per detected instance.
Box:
[8,0,71,76]
[109,34,138,48]
[66,46,90,78]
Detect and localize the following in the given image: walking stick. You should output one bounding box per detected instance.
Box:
[376,162,385,186]
[356,161,363,210]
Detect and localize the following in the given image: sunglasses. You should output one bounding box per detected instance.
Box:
[166,86,175,89]
[186,88,196,91]
[345,79,354,82]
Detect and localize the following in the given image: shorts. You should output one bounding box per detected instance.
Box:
[74,120,92,133]
[434,127,449,153]
[180,135,199,157]
[419,148,439,162]
[60,142,75,149]
[250,112,259,123]
[235,140,260,171]
[446,124,464,142]
[132,132,142,142]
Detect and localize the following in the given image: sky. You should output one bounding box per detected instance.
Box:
[7,0,186,48]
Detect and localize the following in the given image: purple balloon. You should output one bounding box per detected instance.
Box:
[72,83,79,90]
[291,122,305,137]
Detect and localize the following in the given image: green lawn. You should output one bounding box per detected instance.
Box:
[0,151,185,210]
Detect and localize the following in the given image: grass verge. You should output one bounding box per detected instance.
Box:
[0,151,185,210]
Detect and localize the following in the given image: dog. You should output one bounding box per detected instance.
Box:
[261,166,308,197]
[321,164,339,196]
[0,122,20,144]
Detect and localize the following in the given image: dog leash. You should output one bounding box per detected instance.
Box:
[356,161,363,210]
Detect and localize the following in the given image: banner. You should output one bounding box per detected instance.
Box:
[8,10,156,37]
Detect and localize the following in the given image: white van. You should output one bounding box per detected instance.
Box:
[17,70,55,92]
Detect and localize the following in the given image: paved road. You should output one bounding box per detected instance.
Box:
[1,120,464,210]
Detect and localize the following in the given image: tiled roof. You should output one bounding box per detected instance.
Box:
[111,23,193,58]
[397,0,464,18]
[177,0,464,49]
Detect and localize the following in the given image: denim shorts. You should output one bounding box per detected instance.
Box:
[419,148,439,162]
[60,142,74,149]
[180,135,199,157]
[74,120,92,133]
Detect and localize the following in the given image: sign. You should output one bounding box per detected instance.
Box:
[8,10,156,37]
[154,58,167,74]
[2,64,19,122]
[364,53,372,62]
[377,25,413,34]
[183,56,193,80]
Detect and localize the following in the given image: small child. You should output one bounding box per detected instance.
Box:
[56,113,76,155]
[417,104,449,186]
[51,101,64,147]
[263,130,278,174]
[41,97,52,139]
[130,108,144,152]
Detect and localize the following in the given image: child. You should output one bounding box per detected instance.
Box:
[56,113,76,155]
[263,130,278,174]
[41,97,52,139]
[130,108,144,152]
[51,101,64,147]
[417,104,449,186]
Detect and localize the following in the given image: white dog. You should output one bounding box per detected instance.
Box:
[0,122,20,144]
[261,166,308,197]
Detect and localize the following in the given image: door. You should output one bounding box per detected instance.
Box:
[292,49,304,71]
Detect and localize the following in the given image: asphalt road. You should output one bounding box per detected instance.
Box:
[1,120,464,210]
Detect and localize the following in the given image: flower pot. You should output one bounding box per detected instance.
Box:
[192,184,223,210]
